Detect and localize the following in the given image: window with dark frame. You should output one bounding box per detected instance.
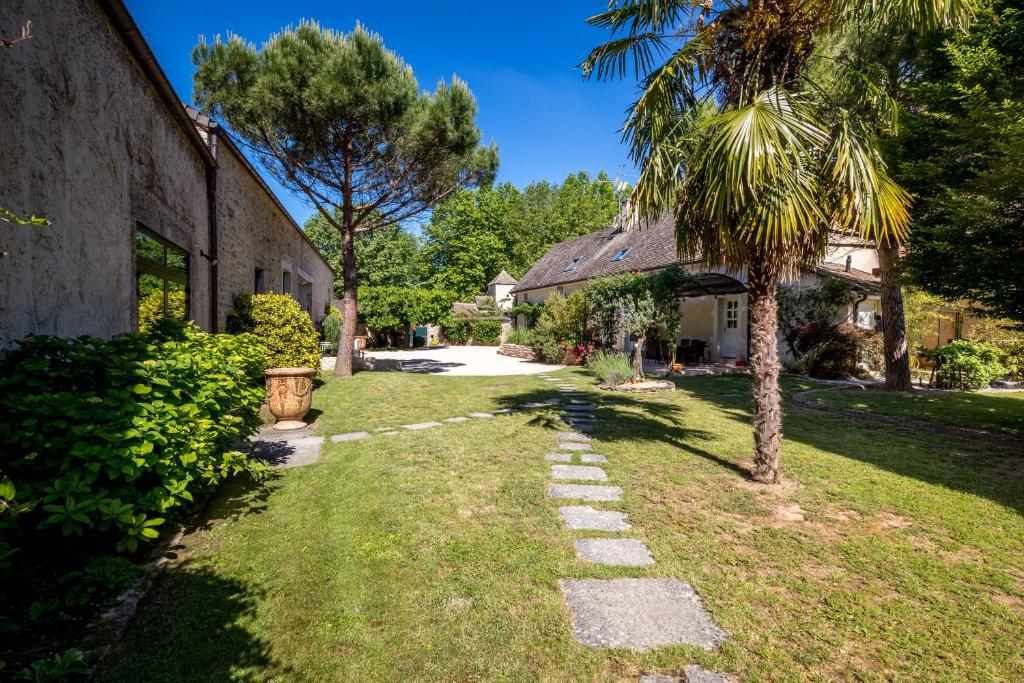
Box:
[611,248,631,262]
[282,269,292,295]
[254,267,265,294]
[136,226,188,330]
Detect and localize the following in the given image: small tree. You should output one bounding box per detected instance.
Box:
[193,22,496,377]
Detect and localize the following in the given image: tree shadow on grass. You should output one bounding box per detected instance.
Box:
[491,384,750,479]
[672,374,1024,516]
[185,472,279,535]
[98,563,283,683]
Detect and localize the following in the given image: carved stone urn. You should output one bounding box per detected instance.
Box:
[265,367,316,430]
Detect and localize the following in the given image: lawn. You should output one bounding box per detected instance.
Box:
[807,385,1024,437]
[100,369,1024,681]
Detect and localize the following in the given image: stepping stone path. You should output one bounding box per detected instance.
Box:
[402,421,441,430]
[444,416,469,423]
[561,506,631,531]
[538,380,731,679]
[551,464,608,481]
[560,579,728,651]
[575,538,654,566]
[468,412,494,419]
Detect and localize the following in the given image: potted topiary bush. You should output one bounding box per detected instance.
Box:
[227,293,321,429]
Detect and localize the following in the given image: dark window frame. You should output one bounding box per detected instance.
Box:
[135,224,190,328]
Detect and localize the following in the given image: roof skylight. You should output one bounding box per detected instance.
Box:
[563,256,582,272]
[611,248,630,262]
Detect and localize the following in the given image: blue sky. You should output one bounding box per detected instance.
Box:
[125,1,639,227]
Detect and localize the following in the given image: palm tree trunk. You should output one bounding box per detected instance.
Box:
[747,259,783,484]
[878,239,912,391]
[631,335,646,381]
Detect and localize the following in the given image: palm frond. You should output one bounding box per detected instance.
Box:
[845,0,976,33]
[587,0,695,35]
[825,112,911,242]
[580,33,671,80]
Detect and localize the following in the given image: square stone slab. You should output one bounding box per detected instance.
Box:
[565,405,596,413]
[565,424,594,433]
[493,408,515,414]
[402,421,442,430]
[380,431,400,436]
[576,538,654,566]
[546,453,573,462]
[557,431,591,442]
[559,442,590,451]
[560,505,631,531]
[683,665,736,683]
[559,578,728,651]
[551,464,607,481]
[330,431,370,442]
[252,435,323,469]
[547,484,622,501]
[580,453,607,463]
[523,401,554,408]
[444,416,469,423]
[468,412,494,419]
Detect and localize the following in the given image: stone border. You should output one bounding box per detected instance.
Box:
[599,379,676,393]
[793,385,1024,448]
[497,343,536,361]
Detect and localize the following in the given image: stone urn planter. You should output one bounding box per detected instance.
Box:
[265,367,316,430]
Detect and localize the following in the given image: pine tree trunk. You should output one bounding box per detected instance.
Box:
[878,239,912,391]
[333,224,357,377]
[631,335,646,381]
[747,260,784,484]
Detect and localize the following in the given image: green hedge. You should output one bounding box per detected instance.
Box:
[227,293,320,369]
[472,320,502,346]
[919,340,1007,390]
[0,321,269,670]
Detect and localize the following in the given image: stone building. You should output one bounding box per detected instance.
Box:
[0,0,333,348]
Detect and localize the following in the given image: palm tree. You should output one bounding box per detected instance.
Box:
[583,0,970,483]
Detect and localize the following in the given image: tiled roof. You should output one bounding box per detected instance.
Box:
[815,263,881,293]
[511,213,680,293]
[488,269,518,286]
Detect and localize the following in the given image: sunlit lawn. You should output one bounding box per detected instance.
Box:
[101,369,1024,681]
[808,385,1024,437]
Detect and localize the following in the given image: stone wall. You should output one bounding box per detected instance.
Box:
[214,142,333,328]
[0,0,210,346]
[498,343,536,361]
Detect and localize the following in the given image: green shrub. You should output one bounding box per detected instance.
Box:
[528,321,565,363]
[443,317,471,344]
[505,326,530,345]
[535,292,588,345]
[511,302,544,329]
[1002,341,1024,380]
[137,288,187,332]
[587,350,632,387]
[322,309,343,346]
[473,320,502,346]
[919,340,1008,390]
[792,324,881,379]
[0,322,269,668]
[226,293,320,369]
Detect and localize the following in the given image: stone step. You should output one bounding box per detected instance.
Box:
[556,431,591,442]
[551,464,607,481]
[547,484,622,501]
[330,431,370,442]
[558,442,591,451]
[575,538,654,566]
[559,578,728,651]
[580,453,607,463]
[402,421,442,430]
[560,505,631,531]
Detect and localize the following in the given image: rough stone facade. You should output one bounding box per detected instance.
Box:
[0,0,331,347]
[498,343,536,361]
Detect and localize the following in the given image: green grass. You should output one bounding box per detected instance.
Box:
[808,386,1024,437]
[308,371,552,434]
[101,369,1024,681]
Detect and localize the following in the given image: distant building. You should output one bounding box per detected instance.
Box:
[512,212,883,363]
[0,0,333,347]
[487,270,519,311]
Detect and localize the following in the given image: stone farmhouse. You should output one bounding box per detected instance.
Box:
[0,0,333,348]
[512,213,883,364]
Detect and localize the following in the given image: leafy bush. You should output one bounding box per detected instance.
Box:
[587,350,632,387]
[226,293,320,369]
[1002,341,1024,380]
[511,302,544,329]
[535,292,588,345]
[792,324,881,379]
[321,308,343,346]
[443,317,471,344]
[505,326,530,345]
[919,340,1008,390]
[527,322,565,363]
[472,320,502,346]
[0,322,268,670]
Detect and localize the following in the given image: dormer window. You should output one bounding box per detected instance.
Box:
[564,256,582,272]
[611,248,631,262]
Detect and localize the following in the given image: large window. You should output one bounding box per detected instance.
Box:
[136,226,188,331]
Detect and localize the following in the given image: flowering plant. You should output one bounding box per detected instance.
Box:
[562,341,596,365]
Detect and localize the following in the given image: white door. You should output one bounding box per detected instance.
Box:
[719,298,742,358]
